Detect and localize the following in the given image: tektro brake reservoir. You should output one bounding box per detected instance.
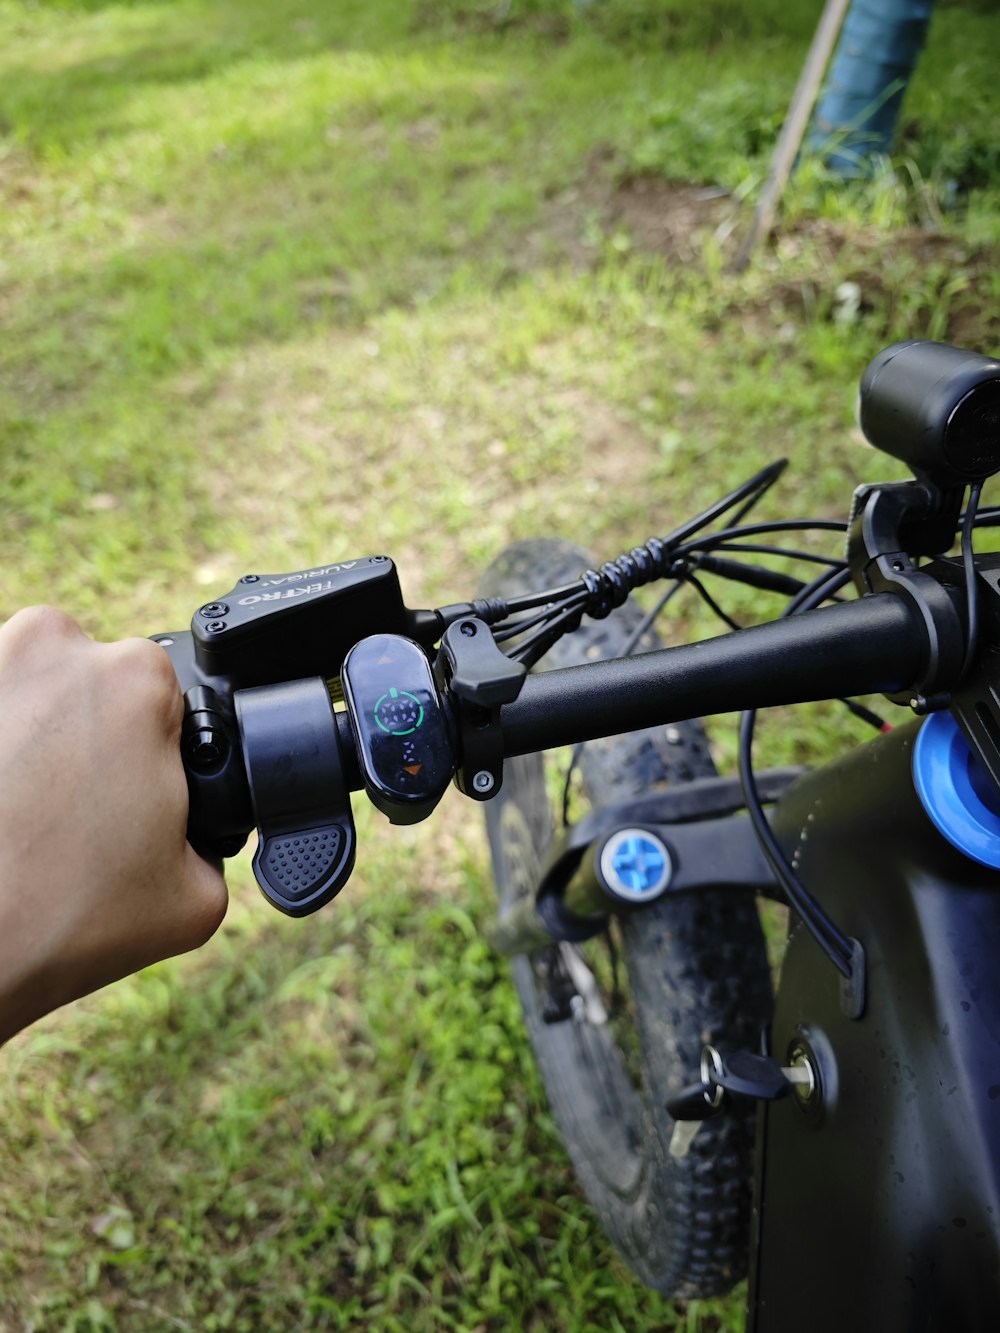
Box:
[913,712,1000,869]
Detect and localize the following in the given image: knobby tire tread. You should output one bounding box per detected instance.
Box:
[480,538,773,1298]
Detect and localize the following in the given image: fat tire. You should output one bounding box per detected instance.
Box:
[481,538,772,1297]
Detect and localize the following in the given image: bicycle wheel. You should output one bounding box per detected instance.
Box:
[480,538,773,1298]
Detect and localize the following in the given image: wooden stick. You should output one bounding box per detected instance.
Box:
[731,0,852,274]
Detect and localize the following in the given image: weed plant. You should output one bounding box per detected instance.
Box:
[0,0,998,1327]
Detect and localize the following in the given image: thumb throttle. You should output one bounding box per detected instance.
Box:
[236,677,356,916]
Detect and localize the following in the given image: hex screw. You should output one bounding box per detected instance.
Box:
[187,731,224,770]
[205,620,227,634]
[460,621,478,637]
[241,574,260,584]
[200,602,230,618]
[473,770,495,793]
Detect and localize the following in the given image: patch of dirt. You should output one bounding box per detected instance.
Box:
[516,159,738,273]
[604,174,736,264]
[750,218,1000,347]
[0,145,37,207]
[527,153,999,349]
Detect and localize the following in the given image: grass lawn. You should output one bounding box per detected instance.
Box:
[1,0,998,1327]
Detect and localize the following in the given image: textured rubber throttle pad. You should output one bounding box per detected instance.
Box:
[237,677,358,916]
[257,828,347,901]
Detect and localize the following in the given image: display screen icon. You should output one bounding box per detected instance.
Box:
[374,687,425,736]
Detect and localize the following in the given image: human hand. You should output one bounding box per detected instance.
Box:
[0,607,228,1043]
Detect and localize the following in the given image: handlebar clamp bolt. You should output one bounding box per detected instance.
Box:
[240,574,260,584]
[186,729,226,772]
[199,603,230,619]
[205,620,227,634]
[473,770,495,794]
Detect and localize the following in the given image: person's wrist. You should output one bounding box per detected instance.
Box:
[0,948,58,1045]
[0,874,75,1044]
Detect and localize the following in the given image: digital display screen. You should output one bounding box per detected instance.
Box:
[342,635,453,824]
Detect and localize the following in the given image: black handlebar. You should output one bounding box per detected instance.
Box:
[160,338,1000,915]
[167,519,970,915]
[208,579,957,915]
[165,575,949,911]
[498,592,932,757]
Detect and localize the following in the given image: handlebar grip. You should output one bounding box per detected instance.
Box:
[498,592,934,757]
[235,677,356,916]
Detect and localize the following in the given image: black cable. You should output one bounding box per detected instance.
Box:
[685,571,743,631]
[492,467,792,634]
[512,600,592,668]
[502,581,589,617]
[491,467,845,832]
[490,467,822,653]
[480,516,850,654]
[782,562,852,616]
[620,579,687,656]
[653,460,789,552]
[673,519,849,558]
[492,592,589,645]
[739,710,855,978]
[728,461,787,526]
[575,464,793,622]
[693,554,808,597]
[961,481,983,680]
[738,564,857,979]
[838,697,889,732]
[685,539,844,569]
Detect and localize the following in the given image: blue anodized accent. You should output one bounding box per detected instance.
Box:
[913,711,1000,870]
[599,828,673,902]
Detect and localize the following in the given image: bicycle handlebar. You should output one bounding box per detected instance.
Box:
[179,572,961,917]
[498,591,931,757]
[156,337,1000,917]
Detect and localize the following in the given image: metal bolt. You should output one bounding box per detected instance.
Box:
[460,621,478,637]
[241,574,259,584]
[371,555,387,563]
[472,770,495,793]
[787,1041,819,1108]
[186,730,225,771]
[200,602,229,618]
[205,620,227,634]
[700,1045,726,1109]
[153,636,175,647]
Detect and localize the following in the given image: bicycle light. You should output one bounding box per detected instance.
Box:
[859,340,1000,486]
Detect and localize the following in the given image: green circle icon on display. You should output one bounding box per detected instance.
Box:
[374,687,425,735]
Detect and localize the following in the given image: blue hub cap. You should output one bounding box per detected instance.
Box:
[599,828,673,901]
[913,711,1000,870]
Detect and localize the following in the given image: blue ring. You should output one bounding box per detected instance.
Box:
[599,828,673,901]
[913,712,1000,869]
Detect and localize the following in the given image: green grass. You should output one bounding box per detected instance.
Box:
[1,0,998,1327]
